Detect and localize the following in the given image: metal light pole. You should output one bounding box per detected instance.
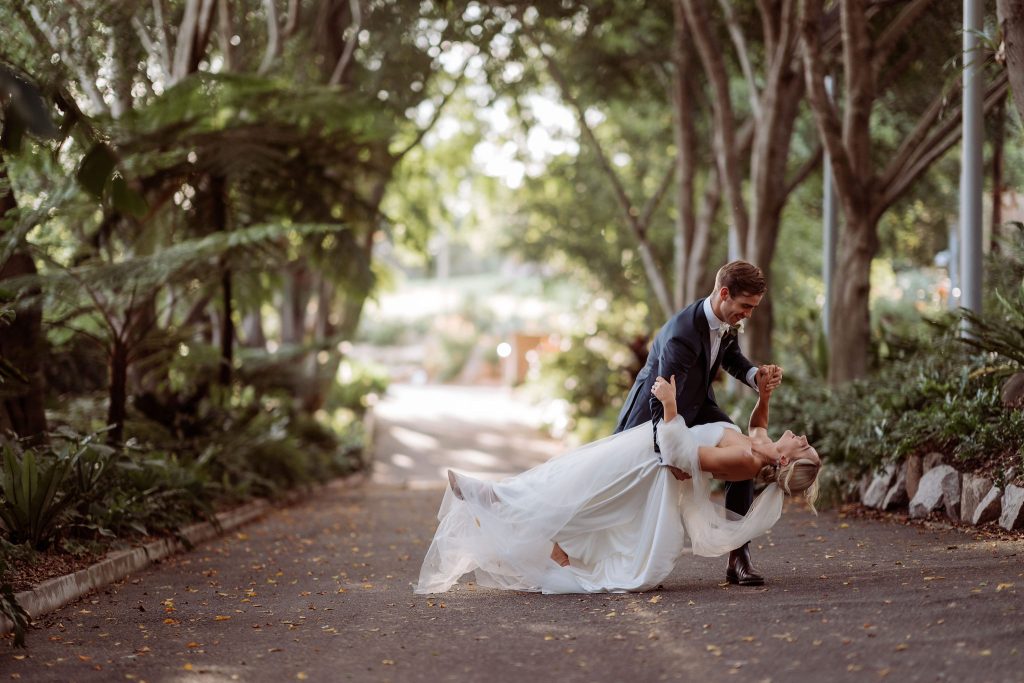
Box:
[822,75,839,341]
[960,0,984,319]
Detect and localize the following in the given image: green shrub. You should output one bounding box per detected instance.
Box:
[0,540,30,648]
[0,445,76,550]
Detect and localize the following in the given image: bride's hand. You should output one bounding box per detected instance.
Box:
[757,365,782,396]
[651,375,676,404]
[666,465,691,481]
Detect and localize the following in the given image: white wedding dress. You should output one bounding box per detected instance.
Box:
[415,417,784,594]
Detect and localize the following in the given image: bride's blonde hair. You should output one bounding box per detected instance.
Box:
[759,459,821,513]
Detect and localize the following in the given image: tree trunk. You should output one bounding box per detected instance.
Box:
[210,174,233,385]
[108,339,128,444]
[679,0,749,250]
[0,162,48,442]
[280,264,310,345]
[828,213,879,385]
[241,310,266,348]
[219,267,234,385]
[671,0,697,309]
[991,93,1006,252]
[997,0,1024,124]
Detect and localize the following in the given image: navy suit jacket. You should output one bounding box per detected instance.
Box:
[614,298,756,449]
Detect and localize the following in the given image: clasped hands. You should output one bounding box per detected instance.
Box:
[755,364,783,395]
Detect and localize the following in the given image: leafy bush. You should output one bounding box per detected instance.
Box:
[325,360,388,416]
[771,320,1024,483]
[0,540,30,648]
[535,321,646,443]
[0,444,76,549]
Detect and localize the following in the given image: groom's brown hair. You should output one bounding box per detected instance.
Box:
[716,260,766,297]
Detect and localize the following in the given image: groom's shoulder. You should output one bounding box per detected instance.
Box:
[671,298,704,325]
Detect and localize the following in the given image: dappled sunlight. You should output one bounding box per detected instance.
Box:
[390,453,417,469]
[447,449,505,468]
[371,383,564,488]
[390,425,441,451]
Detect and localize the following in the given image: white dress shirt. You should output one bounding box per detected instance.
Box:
[702,297,759,390]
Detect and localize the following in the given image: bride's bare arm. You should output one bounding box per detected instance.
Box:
[651,375,678,422]
[748,365,782,439]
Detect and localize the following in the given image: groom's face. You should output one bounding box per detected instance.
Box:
[719,288,763,325]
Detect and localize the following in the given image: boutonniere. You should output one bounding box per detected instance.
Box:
[720,321,745,340]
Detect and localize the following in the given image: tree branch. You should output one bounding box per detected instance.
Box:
[872,0,935,77]
[258,0,281,75]
[216,0,235,71]
[879,71,1009,211]
[800,0,857,206]
[152,0,173,76]
[393,70,467,162]
[638,162,676,231]
[839,0,875,181]
[283,0,302,37]
[718,0,761,117]
[329,0,362,86]
[784,144,822,198]
[22,3,108,113]
[756,0,778,56]
[132,15,171,82]
[880,76,958,189]
[521,25,673,318]
[679,0,749,248]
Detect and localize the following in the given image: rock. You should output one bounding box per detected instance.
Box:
[941,468,962,522]
[858,473,872,501]
[905,454,923,501]
[862,464,897,509]
[882,462,910,510]
[922,452,945,473]
[909,465,958,519]
[1001,372,1024,409]
[999,485,1024,531]
[972,486,1002,525]
[960,474,994,524]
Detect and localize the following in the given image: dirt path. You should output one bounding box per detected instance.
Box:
[5,384,1022,682]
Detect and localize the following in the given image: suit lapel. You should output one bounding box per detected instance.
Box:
[694,298,712,379]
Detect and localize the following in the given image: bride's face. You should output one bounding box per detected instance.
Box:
[775,430,819,466]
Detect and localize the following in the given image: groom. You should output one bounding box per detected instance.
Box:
[614,260,778,586]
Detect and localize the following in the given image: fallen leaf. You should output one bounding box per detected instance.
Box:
[996,583,1014,592]
[214,615,232,621]
[648,596,661,604]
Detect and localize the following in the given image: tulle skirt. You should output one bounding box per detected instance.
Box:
[415,419,783,594]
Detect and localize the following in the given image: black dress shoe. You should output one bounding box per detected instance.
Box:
[726,545,765,586]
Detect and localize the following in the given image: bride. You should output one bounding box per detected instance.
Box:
[415,366,820,594]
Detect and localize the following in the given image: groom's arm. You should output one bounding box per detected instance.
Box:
[721,341,759,390]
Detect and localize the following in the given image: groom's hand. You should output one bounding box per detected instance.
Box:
[756,365,783,394]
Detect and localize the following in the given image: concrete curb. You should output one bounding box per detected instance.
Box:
[1,471,367,636]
